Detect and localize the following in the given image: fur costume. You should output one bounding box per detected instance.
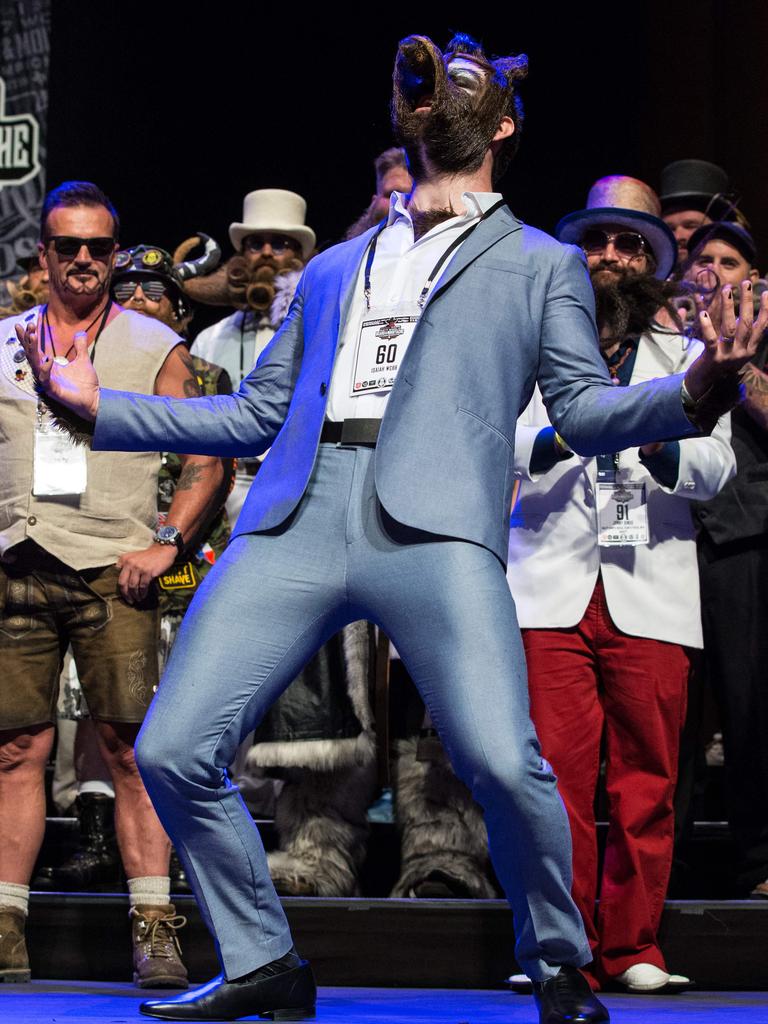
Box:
[245,621,377,897]
[389,736,497,899]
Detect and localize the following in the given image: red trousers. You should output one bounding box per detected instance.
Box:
[522,580,689,980]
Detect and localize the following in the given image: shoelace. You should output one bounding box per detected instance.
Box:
[135,912,187,958]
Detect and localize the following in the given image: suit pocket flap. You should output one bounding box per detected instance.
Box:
[474,257,536,279]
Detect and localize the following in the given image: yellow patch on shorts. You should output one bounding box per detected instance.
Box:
[157,563,198,591]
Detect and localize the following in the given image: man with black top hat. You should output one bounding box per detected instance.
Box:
[659,159,743,268]
[684,223,768,901]
[508,175,734,994]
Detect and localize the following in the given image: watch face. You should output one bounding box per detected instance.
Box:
[157,526,180,542]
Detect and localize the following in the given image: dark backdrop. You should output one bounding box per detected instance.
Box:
[47,2,768,290]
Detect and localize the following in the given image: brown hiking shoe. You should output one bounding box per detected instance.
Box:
[130,903,188,989]
[0,907,30,983]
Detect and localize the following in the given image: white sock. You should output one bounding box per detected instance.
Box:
[79,780,115,798]
[127,876,171,908]
[0,881,29,915]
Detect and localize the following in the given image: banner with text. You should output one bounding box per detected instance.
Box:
[0,0,50,280]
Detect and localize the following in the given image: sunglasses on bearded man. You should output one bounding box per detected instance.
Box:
[45,236,116,260]
[579,229,647,259]
[112,278,168,303]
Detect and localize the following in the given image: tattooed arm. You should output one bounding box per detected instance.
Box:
[154,345,227,546]
[740,361,768,432]
[115,344,228,604]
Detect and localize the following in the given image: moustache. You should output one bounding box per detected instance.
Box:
[66,268,99,279]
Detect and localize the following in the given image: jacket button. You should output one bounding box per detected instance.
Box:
[27,515,37,526]
[319,382,327,396]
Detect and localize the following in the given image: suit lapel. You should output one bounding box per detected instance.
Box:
[425,205,523,308]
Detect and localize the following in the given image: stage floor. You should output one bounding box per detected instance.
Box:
[2,982,768,1023]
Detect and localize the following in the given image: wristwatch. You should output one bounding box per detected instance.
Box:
[153,525,184,553]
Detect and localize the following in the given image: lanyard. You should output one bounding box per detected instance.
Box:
[363,198,506,311]
[42,299,113,368]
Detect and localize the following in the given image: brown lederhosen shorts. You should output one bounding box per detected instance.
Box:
[0,541,159,730]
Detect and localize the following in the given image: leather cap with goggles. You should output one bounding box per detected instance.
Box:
[112,244,186,317]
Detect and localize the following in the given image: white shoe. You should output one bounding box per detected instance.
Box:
[616,963,691,992]
[506,972,532,992]
[667,973,693,991]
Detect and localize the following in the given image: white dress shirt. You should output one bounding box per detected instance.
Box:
[326,190,503,421]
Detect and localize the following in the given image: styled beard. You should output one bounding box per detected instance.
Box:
[227,255,304,312]
[63,267,107,294]
[393,80,507,181]
[591,263,684,346]
[391,34,526,183]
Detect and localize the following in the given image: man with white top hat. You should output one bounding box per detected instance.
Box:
[191,189,315,520]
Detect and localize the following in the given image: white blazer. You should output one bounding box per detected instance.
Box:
[507,328,735,649]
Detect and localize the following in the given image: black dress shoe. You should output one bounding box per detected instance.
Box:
[533,965,610,1024]
[139,954,316,1021]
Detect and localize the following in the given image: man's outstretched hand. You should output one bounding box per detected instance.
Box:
[684,280,768,404]
[16,319,100,421]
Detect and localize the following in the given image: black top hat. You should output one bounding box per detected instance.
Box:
[660,160,737,220]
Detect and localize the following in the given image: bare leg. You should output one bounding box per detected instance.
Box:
[0,725,55,883]
[94,720,170,878]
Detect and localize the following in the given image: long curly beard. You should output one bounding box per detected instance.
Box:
[591,264,685,348]
[183,254,304,314]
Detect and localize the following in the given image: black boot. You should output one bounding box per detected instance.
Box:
[35,793,120,891]
[169,850,192,895]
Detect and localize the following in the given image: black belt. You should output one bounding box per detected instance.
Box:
[320,419,381,446]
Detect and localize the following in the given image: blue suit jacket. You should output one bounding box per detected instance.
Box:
[94,205,697,565]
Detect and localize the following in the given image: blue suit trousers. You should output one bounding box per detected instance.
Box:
[136,444,591,980]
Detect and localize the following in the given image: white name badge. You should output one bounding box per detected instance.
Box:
[597,481,648,546]
[33,417,87,496]
[350,304,420,397]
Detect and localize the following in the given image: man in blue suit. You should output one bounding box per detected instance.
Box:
[20,33,766,1024]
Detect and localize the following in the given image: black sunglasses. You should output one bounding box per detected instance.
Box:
[46,236,116,260]
[113,278,168,303]
[580,229,647,258]
[242,234,299,254]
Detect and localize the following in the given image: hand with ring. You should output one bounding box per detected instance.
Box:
[684,279,768,405]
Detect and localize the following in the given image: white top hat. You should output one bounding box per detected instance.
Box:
[229,189,316,259]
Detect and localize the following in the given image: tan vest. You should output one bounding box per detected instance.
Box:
[0,307,180,569]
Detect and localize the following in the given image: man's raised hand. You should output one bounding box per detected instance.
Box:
[684,280,768,403]
[15,319,101,421]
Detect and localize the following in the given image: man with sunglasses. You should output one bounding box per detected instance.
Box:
[507,176,735,994]
[0,181,226,988]
[111,246,193,336]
